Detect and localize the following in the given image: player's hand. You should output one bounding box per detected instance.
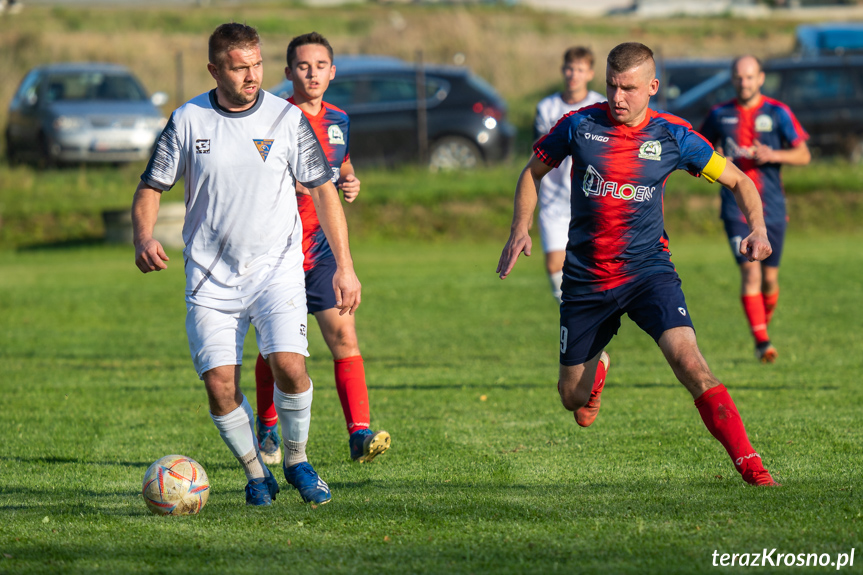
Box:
[332,266,362,315]
[135,238,170,273]
[739,229,772,262]
[497,230,532,280]
[751,140,775,165]
[338,174,360,203]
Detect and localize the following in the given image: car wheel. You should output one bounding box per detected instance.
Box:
[38,132,58,168]
[4,129,18,165]
[429,136,482,171]
[846,136,863,163]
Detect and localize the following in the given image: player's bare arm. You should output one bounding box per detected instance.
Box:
[497,155,553,279]
[338,159,360,203]
[751,140,811,166]
[715,160,772,262]
[309,180,362,315]
[132,182,170,273]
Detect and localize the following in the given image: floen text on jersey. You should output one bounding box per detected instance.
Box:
[140,89,331,305]
[533,102,726,295]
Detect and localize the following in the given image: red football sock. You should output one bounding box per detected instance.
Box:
[255,353,278,426]
[741,294,770,344]
[763,290,779,326]
[695,384,772,485]
[334,355,370,435]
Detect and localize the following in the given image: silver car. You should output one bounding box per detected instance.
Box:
[5,62,168,165]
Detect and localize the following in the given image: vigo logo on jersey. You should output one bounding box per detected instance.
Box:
[584,132,609,142]
[582,165,655,202]
[330,166,340,183]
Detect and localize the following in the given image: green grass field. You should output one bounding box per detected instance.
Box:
[1,233,861,574]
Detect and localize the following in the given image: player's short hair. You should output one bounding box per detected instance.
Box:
[607,42,655,76]
[732,55,764,74]
[286,32,334,68]
[208,23,261,67]
[563,46,595,67]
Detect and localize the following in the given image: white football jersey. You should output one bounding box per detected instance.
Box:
[534,91,605,215]
[142,90,331,306]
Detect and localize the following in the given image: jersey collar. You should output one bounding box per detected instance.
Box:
[605,105,653,134]
[209,89,264,118]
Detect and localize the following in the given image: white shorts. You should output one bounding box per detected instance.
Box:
[185,281,309,378]
[538,204,570,253]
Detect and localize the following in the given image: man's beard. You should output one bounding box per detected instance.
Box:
[224,83,259,107]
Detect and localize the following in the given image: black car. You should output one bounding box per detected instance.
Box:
[664,55,863,161]
[270,56,516,169]
[651,57,731,110]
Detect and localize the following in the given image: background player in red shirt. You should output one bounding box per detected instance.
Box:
[700,56,811,363]
[498,42,778,486]
[255,32,391,465]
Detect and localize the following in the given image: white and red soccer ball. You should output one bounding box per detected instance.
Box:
[142,454,210,516]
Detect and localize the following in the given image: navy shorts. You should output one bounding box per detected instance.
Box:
[305,256,338,314]
[559,272,695,366]
[723,218,786,267]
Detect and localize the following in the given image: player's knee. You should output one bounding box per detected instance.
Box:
[328,325,360,356]
[558,379,589,411]
[269,356,308,390]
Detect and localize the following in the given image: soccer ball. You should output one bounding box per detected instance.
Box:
[142,454,210,516]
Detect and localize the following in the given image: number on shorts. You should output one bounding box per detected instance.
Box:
[560,326,568,354]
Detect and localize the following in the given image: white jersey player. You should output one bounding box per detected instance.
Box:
[534,46,605,302]
[132,23,361,507]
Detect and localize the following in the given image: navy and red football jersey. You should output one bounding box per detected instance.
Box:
[288,97,351,271]
[534,102,723,295]
[699,96,808,225]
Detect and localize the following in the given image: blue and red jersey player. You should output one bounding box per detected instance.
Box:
[293,96,348,276]
[498,42,778,486]
[254,32,391,466]
[700,55,810,363]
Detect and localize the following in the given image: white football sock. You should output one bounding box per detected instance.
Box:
[549,270,563,304]
[210,396,265,481]
[274,380,313,467]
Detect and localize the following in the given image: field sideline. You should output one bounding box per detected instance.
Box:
[0,233,861,573]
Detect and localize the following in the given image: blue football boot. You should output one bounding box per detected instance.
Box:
[349,428,391,463]
[245,465,280,506]
[283,461,332,505]
[255,417,282,465]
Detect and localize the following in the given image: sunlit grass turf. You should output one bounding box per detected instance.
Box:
[1,234,861,574]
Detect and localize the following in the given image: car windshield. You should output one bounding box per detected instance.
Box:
[44,72,147,103]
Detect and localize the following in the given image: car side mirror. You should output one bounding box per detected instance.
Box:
[25,92,38,107]
[150,92,168,107]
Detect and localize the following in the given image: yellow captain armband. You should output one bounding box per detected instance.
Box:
[701,151,727,184]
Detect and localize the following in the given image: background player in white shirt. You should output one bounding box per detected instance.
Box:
[132,23,361,507]
[534,47,605,302]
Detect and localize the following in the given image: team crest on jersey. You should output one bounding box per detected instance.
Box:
[328,125,345,145]
[638,140,662,161]
[755,114,773,132]
[582,164,655,202]
[253,139,275,162]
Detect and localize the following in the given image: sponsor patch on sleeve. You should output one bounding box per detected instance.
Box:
[701,151,726,183]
